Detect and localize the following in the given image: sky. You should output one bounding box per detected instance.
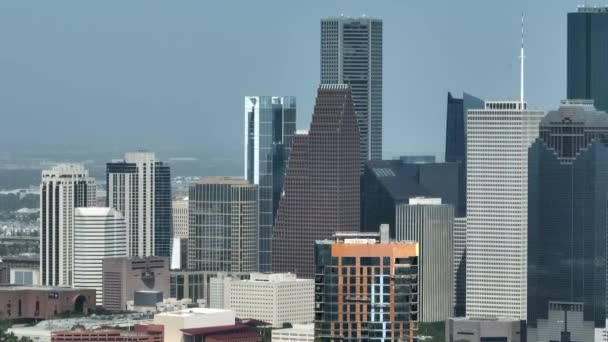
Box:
[0,0,585,161]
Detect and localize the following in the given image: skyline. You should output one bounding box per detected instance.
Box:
[0,0,576,161]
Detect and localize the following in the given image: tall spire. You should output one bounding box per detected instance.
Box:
[520,12,525,107]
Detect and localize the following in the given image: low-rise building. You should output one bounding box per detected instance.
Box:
[445,317,526,342]
[51,325,163,342]
[0,254,39,285]
[0,285,95,320]
[218,273,314,328]
[153,308,236,342]
[272,323,314,342]
[102,256,170,311]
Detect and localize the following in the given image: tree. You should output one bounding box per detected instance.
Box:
[0,320,34,342]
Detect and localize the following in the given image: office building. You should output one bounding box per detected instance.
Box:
[244,96,296,272]
[102,256,170,311]
[73,207,127,303]
[0,285,96,320]
[361,160,463,235]
[445,92,484,216]
[188,178,258,273]
[272,84,360,278]
[272,324,314,342]
[321,16,383,163]
[568,6,608,112]
[530,302,595,342]
[220,273,314,328]
[528,100,608,329]
[399,155,436,164]
[453,217,467,317]
[170,270,250,304]
[40,164,96,286]
[107,152,172,258]
[396,198,453,322]
[0,255,39,285]
[172,198,189,239]
[445,317,526,342]
[314,232,419,341]
[466,101,543,319]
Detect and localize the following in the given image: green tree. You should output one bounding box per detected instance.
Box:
[0,320,34,342]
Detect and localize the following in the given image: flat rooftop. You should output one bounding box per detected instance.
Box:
[0,285,94,292]
[155,308,233,317]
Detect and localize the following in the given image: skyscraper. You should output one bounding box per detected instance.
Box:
[244,96,296,272]
[314,231,419,341]
[445,92,483,216]
[321,16,383,163]
[73,207,128,303]
[466,101,543,319]
[188,178,258,273]
[40,164,96,286]
[567,6,608,112]
[528,100,608,330]
[172,198,188,239]
[272,84,360,278]
[396,197,453,322]
[106,152,172,257]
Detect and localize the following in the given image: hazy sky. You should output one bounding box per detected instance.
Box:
[0,0,584,160]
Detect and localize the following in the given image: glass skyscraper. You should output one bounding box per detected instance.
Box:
[528,100,608,329]
[321,16,383,164]
[244,96,296,272]
[568,6,608,112]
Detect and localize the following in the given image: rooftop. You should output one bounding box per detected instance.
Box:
[155,308,233,318]
[197,177,250,185]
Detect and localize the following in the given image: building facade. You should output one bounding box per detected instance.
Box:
[314,232,419,341]
[0,285,95,320]
[321,16,383,163]
[244,96,296,272]
[271,324,314,342]
[102,256,170,312]
[568,6,608,112]
[396,198,453,322]
[172,199,189,239]
[528,100,608,329]
[453,217,467,317]
[188,178,258,273]
[445,317,527,342]
[52,325,164,342]
[107,152,172,258]
[73,207,128,303]
[361,160,463,235]
[272,85,360,278]
[221,273,314,328]
[532,302,595,342]
[466,101,543,319]
[0,255,39,285]
[40,164,96,286]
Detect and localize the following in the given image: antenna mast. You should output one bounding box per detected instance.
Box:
[519,12,525,107]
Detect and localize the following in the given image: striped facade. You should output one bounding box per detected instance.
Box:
[40,164,96,286]
[453,217,467,317]
[396,199,454,322]
[188,178,258,272]
[74,207,127,303]
[466,101,543,319]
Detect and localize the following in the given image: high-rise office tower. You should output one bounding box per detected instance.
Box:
[172,198,188,239]
[106,152,172,257]
[188,178,258,273]
[272,84,360,279]
[40,164,96,286]
[567,6,608,112]
[466,101,543,319]
[396,198,454,322]
[244,96,296,272]
[445,92,483,216]
[453,217,467,317]
[73,207,127,303]
[321,16,383,163]
[528,100,608,331]
[314,231,419,341]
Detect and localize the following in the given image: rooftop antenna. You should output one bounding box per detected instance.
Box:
[519,12,525,107]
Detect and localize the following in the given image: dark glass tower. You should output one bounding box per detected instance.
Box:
[568,7,608,112]
[244,96,296,272]
[528,100,608,328]
[154,162,172,257]
[272,84,360,279]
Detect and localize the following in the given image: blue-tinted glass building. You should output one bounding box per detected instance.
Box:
[568,7,608,112]
[528,100,608,329]
[154,162,172,257]
[244,96,296,272]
